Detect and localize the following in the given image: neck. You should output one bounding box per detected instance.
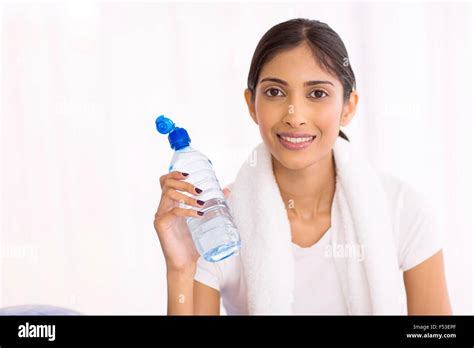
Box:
[272,150,336,221]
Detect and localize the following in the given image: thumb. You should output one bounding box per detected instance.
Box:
[223,187,231,199]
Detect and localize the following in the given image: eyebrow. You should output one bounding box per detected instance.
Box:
[259,77,334,87]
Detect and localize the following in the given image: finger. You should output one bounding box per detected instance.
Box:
[162,178,202,197]
[169,206,205,218]
[166,189,206,209]
[154,206,205,231]
[159,171,189,189]
[223,188,231,199]
[156,182,204,217]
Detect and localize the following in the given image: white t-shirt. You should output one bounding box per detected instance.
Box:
[291,226,347,315]
[194,171,443,315]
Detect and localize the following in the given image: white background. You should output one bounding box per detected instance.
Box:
[0,1,472,314]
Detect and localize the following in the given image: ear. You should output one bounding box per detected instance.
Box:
[340,90,359,127]
[244,88,258,125]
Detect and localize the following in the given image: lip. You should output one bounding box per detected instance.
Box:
[277,132,316,138]
[276,133,316,151]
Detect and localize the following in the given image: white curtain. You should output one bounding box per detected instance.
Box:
[0,1,472,314]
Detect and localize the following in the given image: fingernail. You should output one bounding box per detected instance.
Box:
[195,187,203,194]
[182,172,189,177]
[197,200,205,206]
[197,211,204,216]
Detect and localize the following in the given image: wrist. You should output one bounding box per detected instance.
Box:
[166,264,197,280]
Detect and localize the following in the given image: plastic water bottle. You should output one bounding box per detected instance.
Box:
[155,115,241,262]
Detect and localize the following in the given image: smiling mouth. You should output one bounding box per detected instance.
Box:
[276,134,317,144]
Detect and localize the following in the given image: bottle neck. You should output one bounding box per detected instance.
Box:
[175,145,192,152]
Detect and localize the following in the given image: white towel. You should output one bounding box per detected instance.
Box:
[226,137,405,315]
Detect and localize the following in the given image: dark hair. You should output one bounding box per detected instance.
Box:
[247,18,355,142]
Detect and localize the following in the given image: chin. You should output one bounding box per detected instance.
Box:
[271,150,318,171]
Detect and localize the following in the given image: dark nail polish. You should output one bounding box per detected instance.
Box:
[182,172,189,177]
[197,200,205,206]
[197,211,204,216]
[195,187,203,194]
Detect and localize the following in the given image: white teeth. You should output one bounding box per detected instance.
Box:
[280,136,313,144]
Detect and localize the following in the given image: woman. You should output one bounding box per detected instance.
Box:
[153,18,451,315]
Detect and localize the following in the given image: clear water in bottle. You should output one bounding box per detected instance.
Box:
[155,115,241,262]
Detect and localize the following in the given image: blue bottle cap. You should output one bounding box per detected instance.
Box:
[155,115,191,150]
[155,115,175,134]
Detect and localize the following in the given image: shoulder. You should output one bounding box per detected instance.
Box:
[375,169,435,221]
[375,169,443,271]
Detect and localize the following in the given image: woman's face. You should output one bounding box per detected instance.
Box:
[245,43,358,170]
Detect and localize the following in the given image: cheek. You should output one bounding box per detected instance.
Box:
[256,97,285,117]
[257,118,277,144]
[318,112,340,134]
[317,102,343,132]
[255,100,283,133]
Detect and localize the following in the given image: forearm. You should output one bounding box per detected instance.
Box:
[166,267,196,315]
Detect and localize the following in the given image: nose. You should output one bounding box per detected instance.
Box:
[283,116,306,128]
[281,101,308,128]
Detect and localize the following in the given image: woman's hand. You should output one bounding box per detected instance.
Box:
[153,171,231,273]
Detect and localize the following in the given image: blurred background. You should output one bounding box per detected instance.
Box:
[0,1,472,314]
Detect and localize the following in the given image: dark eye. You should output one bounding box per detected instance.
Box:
[265,88,284,97]
[309,90,328,99]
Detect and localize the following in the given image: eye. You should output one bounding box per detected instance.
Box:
[309,89,328,99]
[264,88,285,98]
